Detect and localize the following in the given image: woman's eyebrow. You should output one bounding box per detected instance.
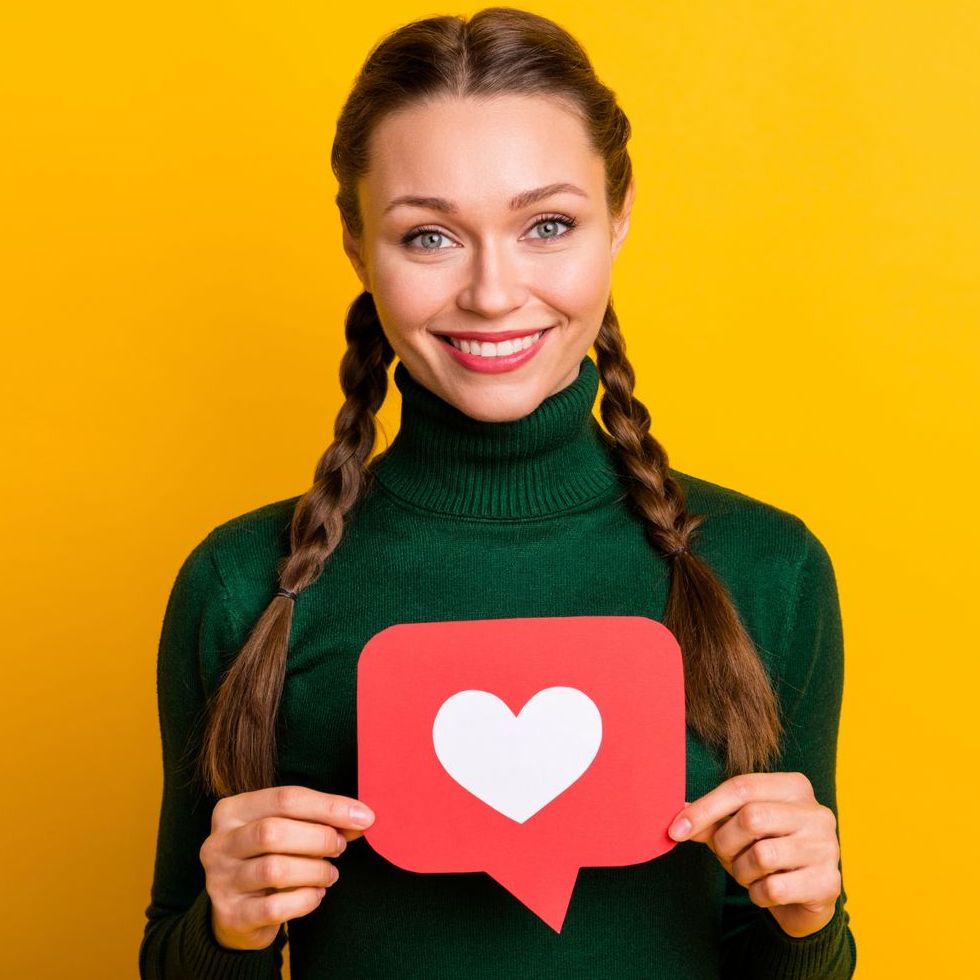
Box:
[382,182,588,216]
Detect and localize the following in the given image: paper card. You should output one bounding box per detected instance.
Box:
[356,615,685,932]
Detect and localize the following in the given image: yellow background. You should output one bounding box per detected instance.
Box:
[3,2,977,976]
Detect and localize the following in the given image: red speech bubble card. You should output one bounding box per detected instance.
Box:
[356,615,685,933]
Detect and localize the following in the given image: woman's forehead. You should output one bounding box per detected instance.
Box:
[360,94,603,215]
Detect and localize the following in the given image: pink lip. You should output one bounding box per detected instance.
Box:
[438,327,552,342]
[439,328,551,374]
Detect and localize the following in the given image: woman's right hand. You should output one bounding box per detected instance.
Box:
[199,785,376,950]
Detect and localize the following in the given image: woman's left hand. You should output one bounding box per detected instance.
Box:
[667,771,841,938]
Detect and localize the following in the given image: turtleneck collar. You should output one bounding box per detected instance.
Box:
[368,355,622,519]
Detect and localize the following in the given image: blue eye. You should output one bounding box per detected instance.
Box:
[400,213,578,251]
[526,215,577,240]
[402,228,452,251]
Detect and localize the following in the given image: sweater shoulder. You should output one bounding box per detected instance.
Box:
[671,467,818,559]
[205,495,300,547]
[194,495,302,604]
[668,469,837,645]
[673,467,801,523]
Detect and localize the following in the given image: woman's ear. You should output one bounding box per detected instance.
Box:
[611,178,636,259]
[341,217,370,291]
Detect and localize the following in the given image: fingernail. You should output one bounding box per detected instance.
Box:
[336,835,347,854]
[669,817,692,840]
[316,887,327,897]
[350,805,374,827]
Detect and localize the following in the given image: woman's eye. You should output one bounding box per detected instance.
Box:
[402,228,454,251]
[526,216,576,240]
[401,215,577,251]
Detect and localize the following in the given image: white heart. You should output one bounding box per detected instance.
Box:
[432,687,603,824]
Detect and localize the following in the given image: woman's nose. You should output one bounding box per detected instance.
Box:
[455,241,529,318]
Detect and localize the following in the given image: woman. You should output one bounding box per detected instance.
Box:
[140,7,856,977]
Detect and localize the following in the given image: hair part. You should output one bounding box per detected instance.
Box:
[197,6,782,800]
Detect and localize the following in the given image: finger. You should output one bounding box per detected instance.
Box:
[236,884,332,932]
[735,830,839,889]
[668,772,814,842]
[227,817,349,862]
[717,802,839,871]
[214,785,375,833]
[710,801,806,865]
[746,863,841,911]
[241,853,341,896]
[728,832,811,887]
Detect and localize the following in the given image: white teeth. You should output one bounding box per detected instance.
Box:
[448,331,543,357]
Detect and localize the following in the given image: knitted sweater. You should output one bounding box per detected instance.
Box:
[139,355,856,979]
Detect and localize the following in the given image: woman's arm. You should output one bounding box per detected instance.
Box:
[138,533,287,979]
[666,525,857,976]
[715,526,857,978]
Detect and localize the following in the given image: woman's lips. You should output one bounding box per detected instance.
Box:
[439,327,552,374]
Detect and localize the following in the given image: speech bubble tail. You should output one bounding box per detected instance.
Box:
[486,861,580,933]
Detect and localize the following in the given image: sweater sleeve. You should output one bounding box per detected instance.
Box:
[719,526,857,979]
[139,534,288,979]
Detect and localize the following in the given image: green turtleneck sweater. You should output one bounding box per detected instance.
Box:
[140,356,856,979]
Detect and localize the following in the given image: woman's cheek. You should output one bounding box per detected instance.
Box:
[375,263,449,325]
[542,252,611,318]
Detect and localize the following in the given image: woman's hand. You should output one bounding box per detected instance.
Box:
[199,785,376,950]
[667,771,841,938]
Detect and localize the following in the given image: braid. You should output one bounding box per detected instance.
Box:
[198,292,393,797]
[278,292,394,593]
[594,300,783,776]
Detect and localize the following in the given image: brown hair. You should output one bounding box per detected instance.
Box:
[197,6,782,799]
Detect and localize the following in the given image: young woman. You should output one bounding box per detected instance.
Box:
[140,7,856,978]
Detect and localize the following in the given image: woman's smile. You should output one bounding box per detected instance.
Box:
[437,327,553,374]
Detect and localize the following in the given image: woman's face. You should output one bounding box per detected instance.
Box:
[342,93,634,422]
